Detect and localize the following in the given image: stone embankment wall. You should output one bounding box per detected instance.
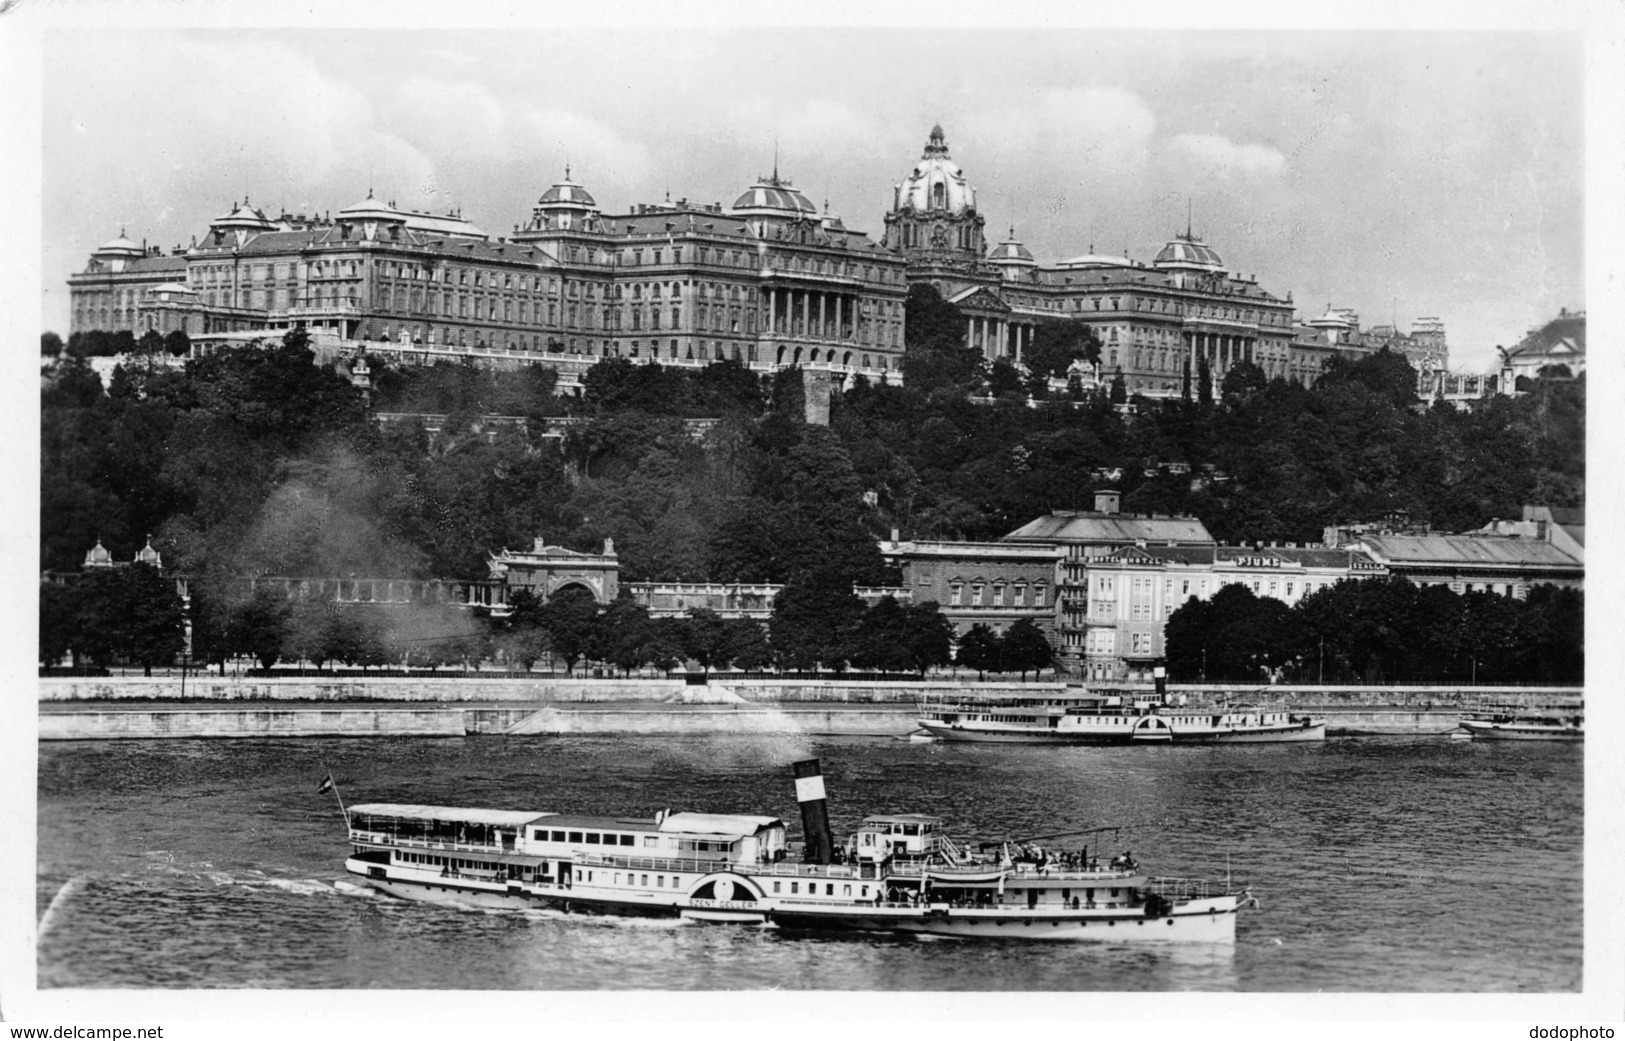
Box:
[38,708,467,740]
[38,677,1581,740]
[39,676,693,703]
[37,676,1582,706]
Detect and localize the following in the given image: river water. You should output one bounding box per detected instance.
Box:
[36,734,1581,993]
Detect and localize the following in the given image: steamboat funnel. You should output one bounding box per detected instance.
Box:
[792,758,834,864]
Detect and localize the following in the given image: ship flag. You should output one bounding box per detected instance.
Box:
[317,774,335,795]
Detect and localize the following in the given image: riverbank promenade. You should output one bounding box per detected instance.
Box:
[37,676,1582,740]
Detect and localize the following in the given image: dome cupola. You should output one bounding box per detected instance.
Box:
[83,538,114,568]
[894,124,977,215]
[537,167,597,211]
[988,227,1037,280]
[729,173,818,218]
[89,229,147,272]
[1151,230,1225,274]
[527,167,601,231]
[882,124,987,260]
[336,190,407,224]
[207,196,281,247]
[135,536,162,568]
[93,230,145,259]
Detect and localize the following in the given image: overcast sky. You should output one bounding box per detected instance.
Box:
[35,23,1585,372]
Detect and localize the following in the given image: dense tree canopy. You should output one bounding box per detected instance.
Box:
[1166,577,1582,685]
[42,317,1583,679]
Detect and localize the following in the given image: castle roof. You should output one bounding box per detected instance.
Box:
[1003,512,1214,546]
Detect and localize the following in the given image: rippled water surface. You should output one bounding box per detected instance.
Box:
[36,734,1581,991]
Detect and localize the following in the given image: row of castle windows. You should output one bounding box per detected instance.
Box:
[366,323,902,375]
[947,582,1047,609]
[1062,295,1285,326]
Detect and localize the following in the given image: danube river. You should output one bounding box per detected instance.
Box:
[36,733,1581,991]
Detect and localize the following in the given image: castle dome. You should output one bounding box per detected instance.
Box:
[336,191,407,223]
[211,198,279,231]
[988,229,1035,264]
[894,125,976,215]
[537,170,597,210]
[730,174,817,217]
[1151,231,1224,273]
[1308,306,1358,329]
[95,231,144,257]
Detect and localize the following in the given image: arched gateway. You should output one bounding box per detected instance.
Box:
[485,536,619,608]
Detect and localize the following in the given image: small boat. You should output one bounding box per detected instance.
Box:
[339,760,1254,942]
[1458,705,1583,741]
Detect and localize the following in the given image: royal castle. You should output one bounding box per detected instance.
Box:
[68,125,1448,395]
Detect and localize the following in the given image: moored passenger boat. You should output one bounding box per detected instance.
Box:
[917,671,1324,745]
[339,760,1254,942]
[1458,704,1583,741]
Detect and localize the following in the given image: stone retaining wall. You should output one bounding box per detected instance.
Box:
[38,708,467,740]
[37,676,1582,707]
[38,676,689,703]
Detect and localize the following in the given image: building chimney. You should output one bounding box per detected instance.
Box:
[792,759,835,865]
[890,527,900,544]
[1094,490,1121,515]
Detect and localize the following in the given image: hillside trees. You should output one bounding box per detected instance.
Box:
[900,284,981,396]
[40,306,1585,681]
[71,562,186,675]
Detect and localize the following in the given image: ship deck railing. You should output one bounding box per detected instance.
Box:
[1142,877,1238,901]
[350,831,516,855]
[575,852,870,877]
[889,861,1137,882]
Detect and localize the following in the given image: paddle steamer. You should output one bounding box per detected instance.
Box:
[916,669,1324,745]
[341,760,1253,941]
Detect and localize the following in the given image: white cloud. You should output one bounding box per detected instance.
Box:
[962,87,1159,178]
[720,96,886,164]
[382,78,509,157]
[510,109,652,184]
[49,32,382,204]
[1170,132,1288,177]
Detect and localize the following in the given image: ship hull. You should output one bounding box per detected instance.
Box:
[1458,721,1582,741]
[347,862,1241,943]
[1164,723,1326,744]
[768,905,1238,942]
[918,721,1326,745]
[917,724,1114,745]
